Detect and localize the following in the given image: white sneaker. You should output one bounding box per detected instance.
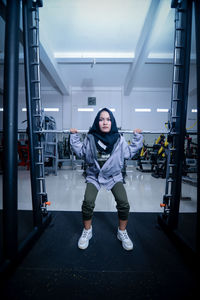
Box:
[117,228,133,251]
[78,227,92,249]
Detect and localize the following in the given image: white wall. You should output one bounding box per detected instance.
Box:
[17,89,67,130]
[186,64,197,132]
[40,90,63,130]
[71,87,122,129]
[122,88,171,132]
[7,86,173,132]
[0,86,197,134]
[0,62,197,133]
[186,94,197,132]
[62,93,72,129]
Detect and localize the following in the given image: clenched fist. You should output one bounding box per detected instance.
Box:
[134,128,142,134]
[70,128,78,134]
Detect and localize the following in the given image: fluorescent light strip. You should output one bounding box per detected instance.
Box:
[22,108,59,112]
[157,108,169,112]
[192,109,197,113]
[148,52,173,59]
[135,108,151,112]
[54,52,134,59]
[0,108,3,112]
[78,108,94,112]
[44,108,59,112]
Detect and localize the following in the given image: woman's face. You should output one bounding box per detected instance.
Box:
[99,111,111,133]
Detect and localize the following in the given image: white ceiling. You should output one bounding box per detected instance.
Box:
[0,0,197,95]
[40,0,152,54]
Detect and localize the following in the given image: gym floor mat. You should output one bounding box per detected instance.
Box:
[1,211,198,300]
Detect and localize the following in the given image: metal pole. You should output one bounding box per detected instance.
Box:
[35,129,170,134]
[168,0,192,229]
[195,0,200,256]
[22,0,42,227]
[3,0,20,260]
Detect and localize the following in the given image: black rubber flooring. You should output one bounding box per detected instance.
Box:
[0,211,198,300]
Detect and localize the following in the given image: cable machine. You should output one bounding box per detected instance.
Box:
[0,0,51,277]
[158,0,199,259]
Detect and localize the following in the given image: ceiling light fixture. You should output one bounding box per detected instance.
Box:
[135,108,151,112]
[157,108,169,112]
[44,108,59,112]
[54,52,134,59]
[78,108,94,112]
[148,52,173,59]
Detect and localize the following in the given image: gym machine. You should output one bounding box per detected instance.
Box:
[137,134,168,176]
[0,0,51,277]
[151,135,168,179]
[42,115,57,175]
[158,0,199,260]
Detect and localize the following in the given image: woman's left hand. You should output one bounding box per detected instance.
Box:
[134,128,142,134]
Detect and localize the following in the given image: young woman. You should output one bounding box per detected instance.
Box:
[70,108,143,250]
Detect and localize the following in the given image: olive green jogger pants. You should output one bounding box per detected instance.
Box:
[82,181,130,221]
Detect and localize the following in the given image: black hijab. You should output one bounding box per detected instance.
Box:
[88,108,120,154]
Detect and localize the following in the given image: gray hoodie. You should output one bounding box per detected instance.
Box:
[70,132,143,191]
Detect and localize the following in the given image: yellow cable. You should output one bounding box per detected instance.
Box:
[158,146,163,155]
[155,135,162,145]
[140,146,145,157]
[186,120,197,130]
[164,139,168,147]
[164,121,197,131]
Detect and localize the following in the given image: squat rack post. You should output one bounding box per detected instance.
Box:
[3,0,20,261]
[158,0,198,261]
[0,0,51,278]
[194,0,200,256]
[22,0,42,227]
[168,0,193,229]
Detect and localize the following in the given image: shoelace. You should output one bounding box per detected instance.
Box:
[120,231,129,240]
[82,229,90,239]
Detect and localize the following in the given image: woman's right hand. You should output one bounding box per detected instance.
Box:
[134,128,142,134]
[70,128,78,134]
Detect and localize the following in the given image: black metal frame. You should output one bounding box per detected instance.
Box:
[194,0,200,255]
[158,0,199,260]
[2,0,20,262]
[23,0,43,227]
[169,0,192,229]
[0,0,51,277]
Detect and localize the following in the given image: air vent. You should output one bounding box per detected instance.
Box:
[88,97,96,106]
